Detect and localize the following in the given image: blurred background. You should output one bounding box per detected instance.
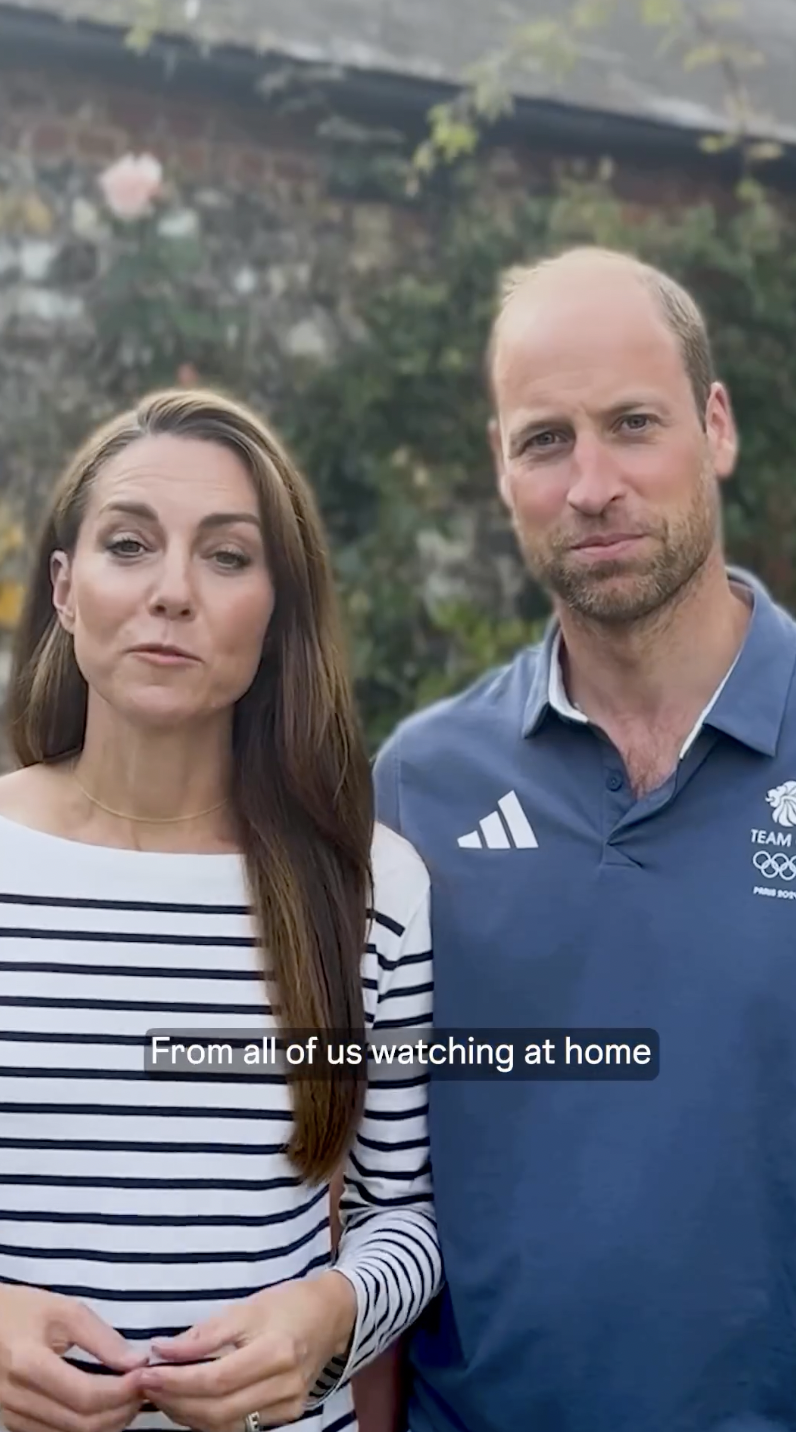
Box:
[1,0,796,772]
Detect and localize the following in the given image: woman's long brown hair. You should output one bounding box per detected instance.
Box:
[7,388,373,1183]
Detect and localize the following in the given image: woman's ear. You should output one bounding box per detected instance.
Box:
[50,550,75,634]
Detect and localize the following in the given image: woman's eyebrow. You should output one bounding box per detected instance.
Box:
[98,501,261,530]
[99,500,158,521]
[197,512,262,530]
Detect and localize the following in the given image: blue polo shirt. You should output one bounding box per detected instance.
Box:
[373,570,796,1432]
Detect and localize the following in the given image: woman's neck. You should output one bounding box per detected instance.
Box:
[68,708,238,852]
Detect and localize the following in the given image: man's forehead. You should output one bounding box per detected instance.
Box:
[503,255,655,310]
[492,271,681,397]
[499,264,668,342]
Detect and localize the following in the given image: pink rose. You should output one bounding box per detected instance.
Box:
[98,153,163,221]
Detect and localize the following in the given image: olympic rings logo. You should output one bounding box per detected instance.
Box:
[752,850,796,880]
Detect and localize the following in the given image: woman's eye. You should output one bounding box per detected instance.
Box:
[107,537,146,557]
[213,549,250,570]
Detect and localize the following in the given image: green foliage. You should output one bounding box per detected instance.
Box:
[416,0,782,176]
[124,0,165,53]
[280,169,796,748]
[79,153,796,753]
[93,218,237,395]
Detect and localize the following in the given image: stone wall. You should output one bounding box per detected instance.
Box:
[0,59,428,496]
[0,55,437,768]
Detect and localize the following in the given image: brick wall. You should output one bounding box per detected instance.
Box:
[2,63,346,190]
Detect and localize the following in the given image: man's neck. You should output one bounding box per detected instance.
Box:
[556,556,751,753]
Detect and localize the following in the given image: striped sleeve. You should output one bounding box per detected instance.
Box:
[309,844,441,1400]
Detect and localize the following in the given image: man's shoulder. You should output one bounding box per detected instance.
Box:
[378,641,543,772]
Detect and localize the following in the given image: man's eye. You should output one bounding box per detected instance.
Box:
[528,431,561,449]
[620,414,652,432]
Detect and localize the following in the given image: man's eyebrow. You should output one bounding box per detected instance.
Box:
[99,501,261,530]
[604,397,669,418]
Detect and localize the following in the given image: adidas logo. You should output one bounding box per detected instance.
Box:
[457,791,538,850]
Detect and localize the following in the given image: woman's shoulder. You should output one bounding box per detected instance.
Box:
[0,764,247,910]
[371,820,430,910]
[0,761,96,847]
[0,763,66,829]
[366,826,431,997]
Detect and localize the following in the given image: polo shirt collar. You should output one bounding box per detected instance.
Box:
[522,568,796,758]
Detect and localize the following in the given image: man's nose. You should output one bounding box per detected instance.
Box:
[567,434,625,515]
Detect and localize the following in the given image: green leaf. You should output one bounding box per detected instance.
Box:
[682,39,765,73]
[513,19,578,75]
[468,57,516,120]
[571,0,617,29]
[702,0,742,17]
[682,41,729,70]
[699,131,738,152]
[745,140,784,163]
[637,0,685,26]
[173,309,226,342]
[124,0,163,52]
[428,108,479,162]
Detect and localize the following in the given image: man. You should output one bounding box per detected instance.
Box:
[373,246,796,1432]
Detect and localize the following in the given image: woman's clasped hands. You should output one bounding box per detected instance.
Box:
[140,1271,357,1431]
[0,1285,148,1432]
[0,1274,358,1432]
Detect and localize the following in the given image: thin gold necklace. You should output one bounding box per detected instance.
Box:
[72,773,228,824]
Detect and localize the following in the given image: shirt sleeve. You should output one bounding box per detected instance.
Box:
[307,859,441,1401]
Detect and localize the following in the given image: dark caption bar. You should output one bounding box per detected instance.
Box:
[144,1028,659,1081]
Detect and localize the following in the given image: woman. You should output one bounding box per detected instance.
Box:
[0,388,439,1432]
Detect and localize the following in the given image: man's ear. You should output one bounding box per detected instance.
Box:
[705,381,738,482]
[50,550,75,634]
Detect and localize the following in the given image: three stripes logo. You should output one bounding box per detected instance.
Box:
[457,790,538,850]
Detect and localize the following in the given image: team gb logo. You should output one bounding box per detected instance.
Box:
[767,782,796,827]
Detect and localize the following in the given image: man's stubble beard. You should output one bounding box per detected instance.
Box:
[515,464,721,627]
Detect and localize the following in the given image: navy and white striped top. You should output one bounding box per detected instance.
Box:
[0,814,440,1431]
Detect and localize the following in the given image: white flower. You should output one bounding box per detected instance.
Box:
[98,154,163,221]
[157,209,199,240]
[766,781,796,827]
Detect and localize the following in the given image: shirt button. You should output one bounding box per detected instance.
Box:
[607,772,623,791]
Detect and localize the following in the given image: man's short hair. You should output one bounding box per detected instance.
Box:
[485,246,716,422]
